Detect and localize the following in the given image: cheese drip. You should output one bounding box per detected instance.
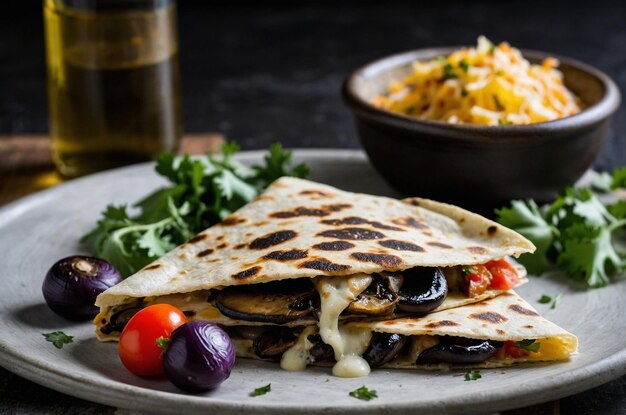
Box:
[315,274,373,377]
[280,326,317,371]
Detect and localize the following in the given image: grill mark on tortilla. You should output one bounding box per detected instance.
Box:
[218,216,247,226]
[509,304,540,316]
[271,207,331,218]
[197,248,214,258]
[318,227,385,240]
[217,235,224,241]
[524,325,535,329]
[468,246,489,255]
[392,216,429,230]
[234,243,247,250]
[232,266,262,280]
[143,264,161,270]
[469,311,508,324]
[350,252,402,267]
[312,241,355,251]
[427,241,453,249]
[487,226,498,235]
[321,216,404,231]
[299,189,334,198]
[187,234,207,244]
[264,249,309,261]
[216,243,228,249]
[496,329,506,335]
[249,230,297,249]
[323,203,352,212]
[299,258,351,272]
[379,239,425,252]
[425,320,460,329]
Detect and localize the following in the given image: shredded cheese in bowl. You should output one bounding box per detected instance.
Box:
[372,36,582,125]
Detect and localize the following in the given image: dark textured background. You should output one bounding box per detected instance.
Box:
[1,0,625,171]
[1,1,625,413]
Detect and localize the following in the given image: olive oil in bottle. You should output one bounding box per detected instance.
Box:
[44,0,181,177]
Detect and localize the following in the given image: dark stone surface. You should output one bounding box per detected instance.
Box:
[0,1,625,413]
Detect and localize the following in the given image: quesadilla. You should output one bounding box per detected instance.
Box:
[94,177,536,376]
[228,290,577,376]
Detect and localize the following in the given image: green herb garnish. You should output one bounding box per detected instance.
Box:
[464,370,482,381]
[496,166,626,288]
[498,119,510,125]
[538,294,553,304]
[515,339,541,352]
[81,142,310,277]
[155,336,170,350]
[459,60,470,73]
[489,44,496,54]
[494,95,505,111]
[349,386,378,401]
[461,88,468,97]
[405,105,417,115]
[250,383,271,397]
[441,63,459,81]
[43,331,73,349]
[551,293,563,309]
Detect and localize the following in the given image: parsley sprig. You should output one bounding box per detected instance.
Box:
[464,370,481,381]
[250,383,271,397]
[496,167,626,288]
[349,385,378,401]
[43,331,73,349]
[81,142,309,276]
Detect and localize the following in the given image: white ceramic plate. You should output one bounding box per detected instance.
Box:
[0,149,624,415]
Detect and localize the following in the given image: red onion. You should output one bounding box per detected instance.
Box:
[42,256,122,320]
[163,321,235,392]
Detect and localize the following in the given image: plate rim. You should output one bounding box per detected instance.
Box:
[0,148,624,414]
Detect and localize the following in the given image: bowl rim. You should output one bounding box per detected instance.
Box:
[343,46,621,137]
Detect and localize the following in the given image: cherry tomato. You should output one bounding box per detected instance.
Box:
[462,264,493,297]
[485,259,518,290]
[118,304,188,377]
[504,341,528,358]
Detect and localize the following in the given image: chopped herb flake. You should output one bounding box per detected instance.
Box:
[489,44,496,54]
[441,63,459,81]
[498,119,510,125]
[459,60,470,73]
[43,331,74,349]
[538,294,553,304]
[461,88,468,97]
[405,105,417,115]
[551,293,563,310]
[494,95,505,111]
[464,370,482,381]
[250,383,271,397]
[515,339,541,352]
[349,386,378,401]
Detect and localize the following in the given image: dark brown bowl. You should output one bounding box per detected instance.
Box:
[343,47,621,214]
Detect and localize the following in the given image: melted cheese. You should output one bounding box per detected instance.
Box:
[280,326,317,371]
[314,274,373,377]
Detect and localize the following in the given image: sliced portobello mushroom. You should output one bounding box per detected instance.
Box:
[397,267,448,314]
[215,279,319,324]
[415,336,503,364]
[363,332,408,367]
[307,334,335,363]
[99,306,141,335]
[252,326,300,360]
[347,273,403,316]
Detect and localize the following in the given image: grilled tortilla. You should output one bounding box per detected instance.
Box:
[94,177,536,376]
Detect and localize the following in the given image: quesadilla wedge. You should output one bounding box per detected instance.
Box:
[94,177,535,376]
[226,290,577,375]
